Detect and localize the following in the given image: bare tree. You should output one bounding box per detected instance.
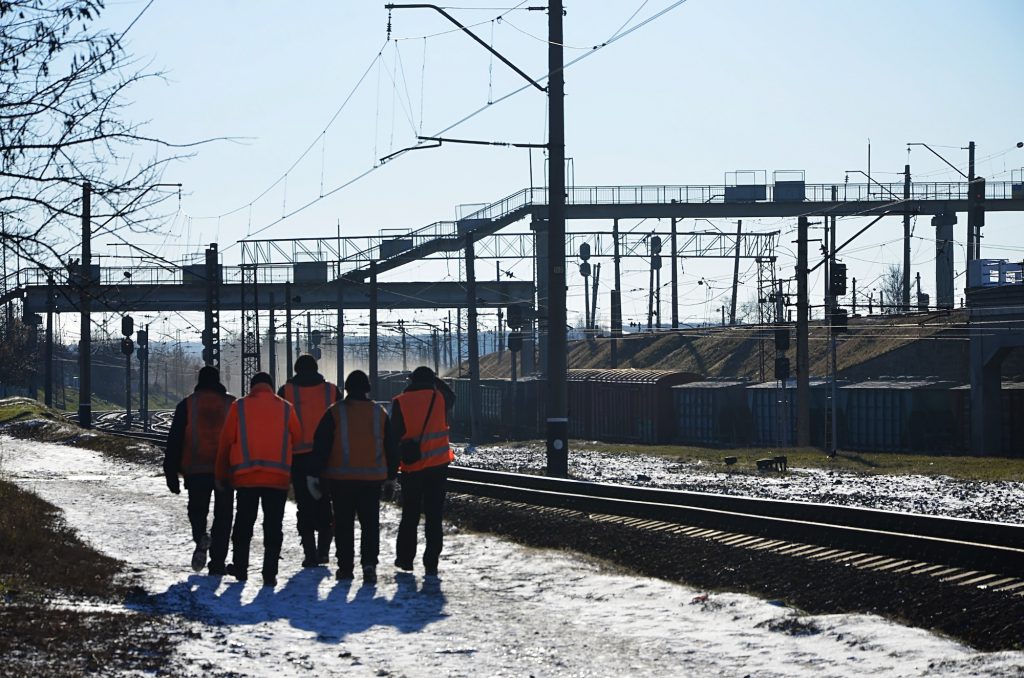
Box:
[1,1,197,277]
[879,264,905,314]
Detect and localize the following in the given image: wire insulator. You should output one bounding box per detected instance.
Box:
[386,9,392,40]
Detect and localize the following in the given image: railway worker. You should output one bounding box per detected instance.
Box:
[163,366,236,575]
[309,370,398,584]
[279,354,342,568]
[216,371,302,587]
[390,365,456,576]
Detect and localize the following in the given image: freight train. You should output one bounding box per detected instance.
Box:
[424,371,1022,456]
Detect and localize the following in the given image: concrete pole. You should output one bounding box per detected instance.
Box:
[466,235,481,445]
[730,220,742,325]
[545,0,569,477]
[369,261,378,391]
[268,293,276,387]
[903,165,912,311]
[285,281,293,379]
[796,216,810,447]
[336,276,345,386]
[670,207,679,329]
[78,182,92,428]
[44,276,53,407]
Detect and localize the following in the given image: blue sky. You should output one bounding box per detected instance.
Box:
[85,0,1024,347]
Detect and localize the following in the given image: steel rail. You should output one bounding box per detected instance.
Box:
[448,467,1024,576]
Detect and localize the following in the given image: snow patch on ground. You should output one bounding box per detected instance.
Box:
[2,434,1023,677]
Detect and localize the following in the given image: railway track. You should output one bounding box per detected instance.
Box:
[89,417,1024,580]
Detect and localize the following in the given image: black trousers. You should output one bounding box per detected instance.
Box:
[396,464,448,570]
[185,480,233,569]
[231,487,288,577]
[292,455,333,550]
[324,479,382,571]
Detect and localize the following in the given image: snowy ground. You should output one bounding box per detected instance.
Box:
[2,434,1024,677]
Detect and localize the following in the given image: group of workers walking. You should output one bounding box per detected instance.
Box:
[163,356,455,588]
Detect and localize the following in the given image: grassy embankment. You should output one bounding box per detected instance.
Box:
[0,398,173,673]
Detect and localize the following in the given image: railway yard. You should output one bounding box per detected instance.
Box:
[2,403,1023,675]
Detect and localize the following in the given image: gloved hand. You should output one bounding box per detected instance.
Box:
[381,479,397,501]
[306,475,322,501]
[165,472,180,495]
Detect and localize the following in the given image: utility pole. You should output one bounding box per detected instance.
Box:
[466,235,481,446]
[796,216,810,447]
[369,261,378,390]
[670,205,679,329]
[337,275,345,386]
[852,278,858,315]
[44,276,54,407]
[305,313,312,360]
[285,281,293,380]
[432,327,440,374]
[545,0,569,478]
[78,182,92,428]
[828,190,838,457]
[611,218,621,367]
[268,293,276,387]
[967,141,976,263]
[730,220,742,324]
[497,260,504,357]
[456,307,463,376]
[903,164,911,311]
[590,263,600,336]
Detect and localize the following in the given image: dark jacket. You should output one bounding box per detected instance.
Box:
[164,381,234,491]
[388,377,455,454]
[309,393,399,480]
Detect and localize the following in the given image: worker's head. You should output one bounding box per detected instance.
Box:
[344,370,371,396]
[409,365,436,385]
[250,371,274,390]
[196,366,220,387]
[294,353,318,374]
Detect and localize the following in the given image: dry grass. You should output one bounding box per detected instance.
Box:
[0,398,176,674]
[472,311,1024,383]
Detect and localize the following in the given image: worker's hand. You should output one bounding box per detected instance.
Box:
[165,472,180,495]
[306,475,323,501]
[381,479,397,501]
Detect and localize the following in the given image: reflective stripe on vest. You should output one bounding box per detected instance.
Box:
[323,402,386,478]
[231,399,292,473]
[288,382,334,454]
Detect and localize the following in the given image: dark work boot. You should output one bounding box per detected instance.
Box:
[301,532,318,568]
[317,533,332,565]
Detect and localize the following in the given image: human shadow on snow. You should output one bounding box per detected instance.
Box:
[134,568,447,642]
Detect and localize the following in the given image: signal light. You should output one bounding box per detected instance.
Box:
[508,331,523,352]
[506,305,524,330]
[829,262,847,297]
[121,315,134,337]
[774,328,790,351]
[774,356,790,381]
[830,307,848,333]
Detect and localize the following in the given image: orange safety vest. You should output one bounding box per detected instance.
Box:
[322,400,388,481]
[222,387,296,489]
[394,388,453,473]
[282,381,338,455]
[181,391,233,475]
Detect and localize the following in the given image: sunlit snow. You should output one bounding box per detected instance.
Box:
[2,434,1022,677]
